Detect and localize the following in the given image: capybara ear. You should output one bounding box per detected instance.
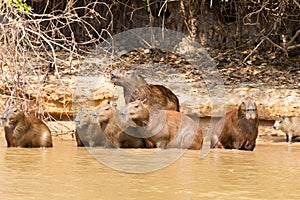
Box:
[18,103,23,110]
[142,98,148,105]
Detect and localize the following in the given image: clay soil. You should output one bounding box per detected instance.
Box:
[0,47,299,145]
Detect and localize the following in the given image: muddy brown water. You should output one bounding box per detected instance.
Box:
[0,130,300,200]
[0,119,297,199]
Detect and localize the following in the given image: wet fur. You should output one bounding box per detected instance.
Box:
[120,100,203,150]
[111,69,180,111]
[96,102,146,148]
[1,105,52,148]
[211,97,259,151]
[74,109,106,147]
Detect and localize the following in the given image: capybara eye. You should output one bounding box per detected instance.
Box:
[105,107,109,110]
[134,105,139,108]
[13,109,17,112]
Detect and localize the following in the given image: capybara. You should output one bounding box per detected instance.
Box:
[110,68,180,111]
[120,99,203,150]
[74,108,106,147]
[96,101,146,148]
[273,116,300,143]
[1,104,52,148]
[211,96,259,151]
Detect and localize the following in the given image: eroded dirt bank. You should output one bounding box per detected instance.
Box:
[0,47,299,140]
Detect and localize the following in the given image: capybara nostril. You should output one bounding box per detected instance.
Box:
[110,73,115,80]
[120,110,125,116]
[0,115,7,120]
[1,109,8,120]
[92,111,97,118]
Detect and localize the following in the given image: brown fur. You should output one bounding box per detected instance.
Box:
[4,126,15,147]
[96,101,146,148]
[211,96,259,151]
[1,105,52,148]
[118,127,147,148]
[111,69,180,111]
[120,99,203,150]
[74,109,106,147]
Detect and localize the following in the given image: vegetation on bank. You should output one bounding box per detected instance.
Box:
[0,0,299,121]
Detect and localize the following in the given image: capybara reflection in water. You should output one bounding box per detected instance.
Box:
[95,101,146,148]
[211,96,259,151]
[74,108,106,147]
[120,99,203,150]
[273,116,300,143]
[110,68,180,111]
[1,104,52,148]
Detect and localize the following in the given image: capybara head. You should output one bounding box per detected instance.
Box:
[74,108,93,126]
[110,68,125,85]
[238,96,258,120]
[120,99,150,123]
[110,68,146,86]
[1,104,25,127]
[273,115,286,130]
[95,101,118,123]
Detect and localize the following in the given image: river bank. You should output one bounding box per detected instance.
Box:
[0,46,299,138]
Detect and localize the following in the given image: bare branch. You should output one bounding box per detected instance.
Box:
[286,29,300,48]
[243,38,266,63]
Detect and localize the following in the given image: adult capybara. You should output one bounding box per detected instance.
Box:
[1,104,52,148]
[273,116,300,143]
[96,101,146,148]
[110,68,180,111]
[74,108,106,147]
[120,99,203,150]
[211,96,259,151]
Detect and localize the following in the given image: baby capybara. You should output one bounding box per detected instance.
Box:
[110,68,180,111]
[120,99,203,150]
[273,116,300,143]
[96,101,146,148]
[1,104,52,148]
[74,108,106,147]
[211,96,259,151]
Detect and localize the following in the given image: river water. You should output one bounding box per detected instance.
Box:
[0,136,300,200]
